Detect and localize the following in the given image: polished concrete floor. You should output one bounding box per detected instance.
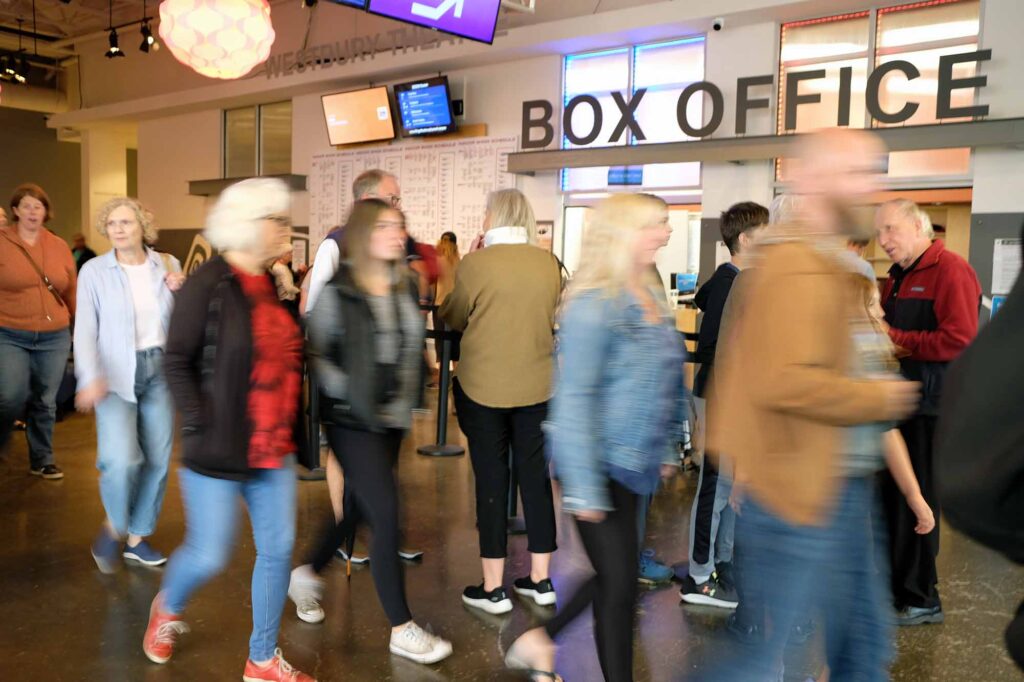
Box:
[1,405,1022,681]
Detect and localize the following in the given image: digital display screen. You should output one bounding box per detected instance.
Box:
[330,0,367,7]
[394,76,456,137]
[367,0,502,44]
[320,87,395,146]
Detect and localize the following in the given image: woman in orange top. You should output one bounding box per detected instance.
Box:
[0,184,76,480]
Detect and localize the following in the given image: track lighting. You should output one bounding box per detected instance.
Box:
[140,22,155,52]
[302,0,318,7]
[105,28,124,58]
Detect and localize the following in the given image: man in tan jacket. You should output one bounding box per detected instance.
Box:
[707,129,920,680]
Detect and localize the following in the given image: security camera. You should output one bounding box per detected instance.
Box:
[712,17,725,31]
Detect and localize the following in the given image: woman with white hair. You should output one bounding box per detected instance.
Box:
[74,197,183,574]
[440,188,562,616]
[142,178,314,682]
[504,193,684,682]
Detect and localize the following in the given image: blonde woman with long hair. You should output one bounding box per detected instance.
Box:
[505,193,684,682]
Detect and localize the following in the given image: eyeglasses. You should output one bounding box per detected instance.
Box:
[369,194,402,208]
[106,219,138,229]
[262,215,292,226]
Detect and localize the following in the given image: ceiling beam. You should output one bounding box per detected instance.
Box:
[506,118,1024,174]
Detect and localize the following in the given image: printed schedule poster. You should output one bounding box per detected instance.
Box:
[992,238,1022,295]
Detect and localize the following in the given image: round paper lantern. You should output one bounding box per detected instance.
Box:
[158,0,276,80]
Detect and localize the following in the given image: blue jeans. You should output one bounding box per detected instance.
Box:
[0,326,71,468]
[160,460,296,662]
[94,348,173,537]
[717,476,892,681]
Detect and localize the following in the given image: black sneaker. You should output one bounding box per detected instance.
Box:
[513,576,557,607]
[462,584,513,614]
[716,562,735,590]
[679,574,739,609]
[30,464,64,480]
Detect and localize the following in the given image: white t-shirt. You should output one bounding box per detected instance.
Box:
[305,238,341,314]
[122,261,164,351]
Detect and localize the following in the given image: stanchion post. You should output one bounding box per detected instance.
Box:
[417,314,465,457]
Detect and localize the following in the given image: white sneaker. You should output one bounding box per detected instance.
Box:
[288,565,325,624]
[389,622,453,665]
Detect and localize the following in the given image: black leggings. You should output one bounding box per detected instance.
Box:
[453,380,557,559]
[307,426,412,627]
[544,481,638,682]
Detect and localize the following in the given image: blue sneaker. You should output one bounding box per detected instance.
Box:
[638,549,674,585]
[123,540,167,567]
[91,528,121,574]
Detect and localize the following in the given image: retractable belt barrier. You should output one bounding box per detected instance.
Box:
[418,304,465,457]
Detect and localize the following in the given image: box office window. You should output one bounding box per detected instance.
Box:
[562,38,705,193]
[224,101,293,178]
[778,0,980,182]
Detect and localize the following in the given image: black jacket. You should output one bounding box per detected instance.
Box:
[693,262,739,398]
[308,262,423,433]
[164,256,307,480]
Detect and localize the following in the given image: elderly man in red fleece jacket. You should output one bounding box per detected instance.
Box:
[875,198,981,626]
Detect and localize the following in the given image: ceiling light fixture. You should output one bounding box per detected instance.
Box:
[140,22,154,52]
[104,0,124,58]
[302,0,318,7]
[158,0,277,80]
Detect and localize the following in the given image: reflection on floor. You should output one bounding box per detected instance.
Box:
[1,408,1021,681]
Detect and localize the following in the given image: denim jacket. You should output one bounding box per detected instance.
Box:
[74,249,178,402]
[549,288,687,513]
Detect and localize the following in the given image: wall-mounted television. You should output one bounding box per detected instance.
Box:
[394,76,457,137]
[320,87,395,146]
[367,0,502,45]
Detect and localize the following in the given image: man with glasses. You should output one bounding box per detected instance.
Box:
[304,169,425,566]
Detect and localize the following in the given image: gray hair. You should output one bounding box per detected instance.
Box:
[95,197,158,244]
[879,198,934,239]
[205,178,290,253]
[768,194,802,225]
[486,189,536,243]
[353,169,393,201]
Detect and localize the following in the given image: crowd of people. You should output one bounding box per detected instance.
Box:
[0,125,1021,681]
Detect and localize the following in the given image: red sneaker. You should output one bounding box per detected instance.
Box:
[243,649,316,682]
[142,594,189,664]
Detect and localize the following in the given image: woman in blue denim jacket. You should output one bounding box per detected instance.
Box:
[505,193,685,682]
[74,197,184,573]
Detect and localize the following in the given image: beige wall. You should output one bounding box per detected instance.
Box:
[137,110,221,231]
[0,107,82,243]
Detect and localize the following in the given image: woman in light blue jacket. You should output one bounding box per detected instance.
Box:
[74,197,184,573]
[505,193,686,682]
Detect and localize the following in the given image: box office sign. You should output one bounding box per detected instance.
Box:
[521,49,993,149]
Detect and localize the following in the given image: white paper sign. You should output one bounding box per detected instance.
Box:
[992,238,1022,295]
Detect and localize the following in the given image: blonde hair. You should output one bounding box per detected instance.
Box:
[565,193,667,301]
[879,198,934,239]
[486,189,537,243]
[95,197,158,245]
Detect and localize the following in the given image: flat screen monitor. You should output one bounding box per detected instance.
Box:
[321,87,395,146]
[330,0,367,7]
[394,76,456,137]
[367,0,502,45]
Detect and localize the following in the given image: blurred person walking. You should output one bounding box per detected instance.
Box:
[708,129,921,681]
[142,178,315,681]
[440,189,562,616]
[875,198,981,625]
[75,197,184,573]
[287,199,453,665]
[680,201,767,608]
[503,193,685,682]
[0,184,76,479]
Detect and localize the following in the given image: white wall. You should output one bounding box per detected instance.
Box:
[137,110,221,230]
[971,0,1024,214]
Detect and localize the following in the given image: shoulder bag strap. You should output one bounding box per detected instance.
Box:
[1,231,66,308]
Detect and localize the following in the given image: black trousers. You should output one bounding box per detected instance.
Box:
[453,380,557,558]
[308,426,412,626]
[691,454,720,565]
[545,481,639,682]
[880,415,941,609]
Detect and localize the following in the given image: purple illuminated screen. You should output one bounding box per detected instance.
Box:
[367,0,502,44]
